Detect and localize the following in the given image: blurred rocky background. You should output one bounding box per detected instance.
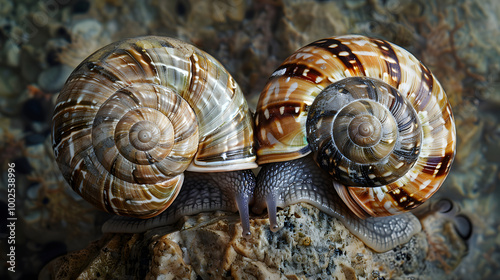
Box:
[0,0,499,279]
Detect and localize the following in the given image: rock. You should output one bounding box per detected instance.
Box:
[37,64,73,93]
[20,45,44,83]
[40,203,469,279]
[0,0,13,15]
[0,66,22,97]
[71,19,103,41]
[4,39,21,67]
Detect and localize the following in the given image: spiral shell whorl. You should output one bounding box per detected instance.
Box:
[306,77,422,187]
[52,36,256,218]
[92,84,199,185]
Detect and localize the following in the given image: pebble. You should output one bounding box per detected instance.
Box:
[37,64,73,93]
[24,210,42,225]
[20,46,43,83]
[5,39,20,67]
[0,66,22,97]
[0,0,13,15]
[27,183,42,200]
[45,38,71,66]
[71,19,103,40]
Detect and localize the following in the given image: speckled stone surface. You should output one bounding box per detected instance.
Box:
[40,203,468,279]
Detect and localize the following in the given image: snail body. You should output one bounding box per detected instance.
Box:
[253,35,456,251]
[51,36,257,236]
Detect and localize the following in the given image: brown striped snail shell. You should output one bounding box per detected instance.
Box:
[252,35,456,251]
[51,36,257,229]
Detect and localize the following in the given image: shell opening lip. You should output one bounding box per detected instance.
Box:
[332,181,370,219]
[187,160,258,172]
[256,147,312,165]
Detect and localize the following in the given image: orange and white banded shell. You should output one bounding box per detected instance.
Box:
[254,35,456,218]
[52,36,257,219]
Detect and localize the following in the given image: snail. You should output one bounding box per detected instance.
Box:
[51,36,258,237]
[252,35,456,252]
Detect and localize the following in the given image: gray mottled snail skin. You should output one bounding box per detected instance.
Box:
[51,36,257,237]
[253,35,456,252]
[102,170,256,236]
